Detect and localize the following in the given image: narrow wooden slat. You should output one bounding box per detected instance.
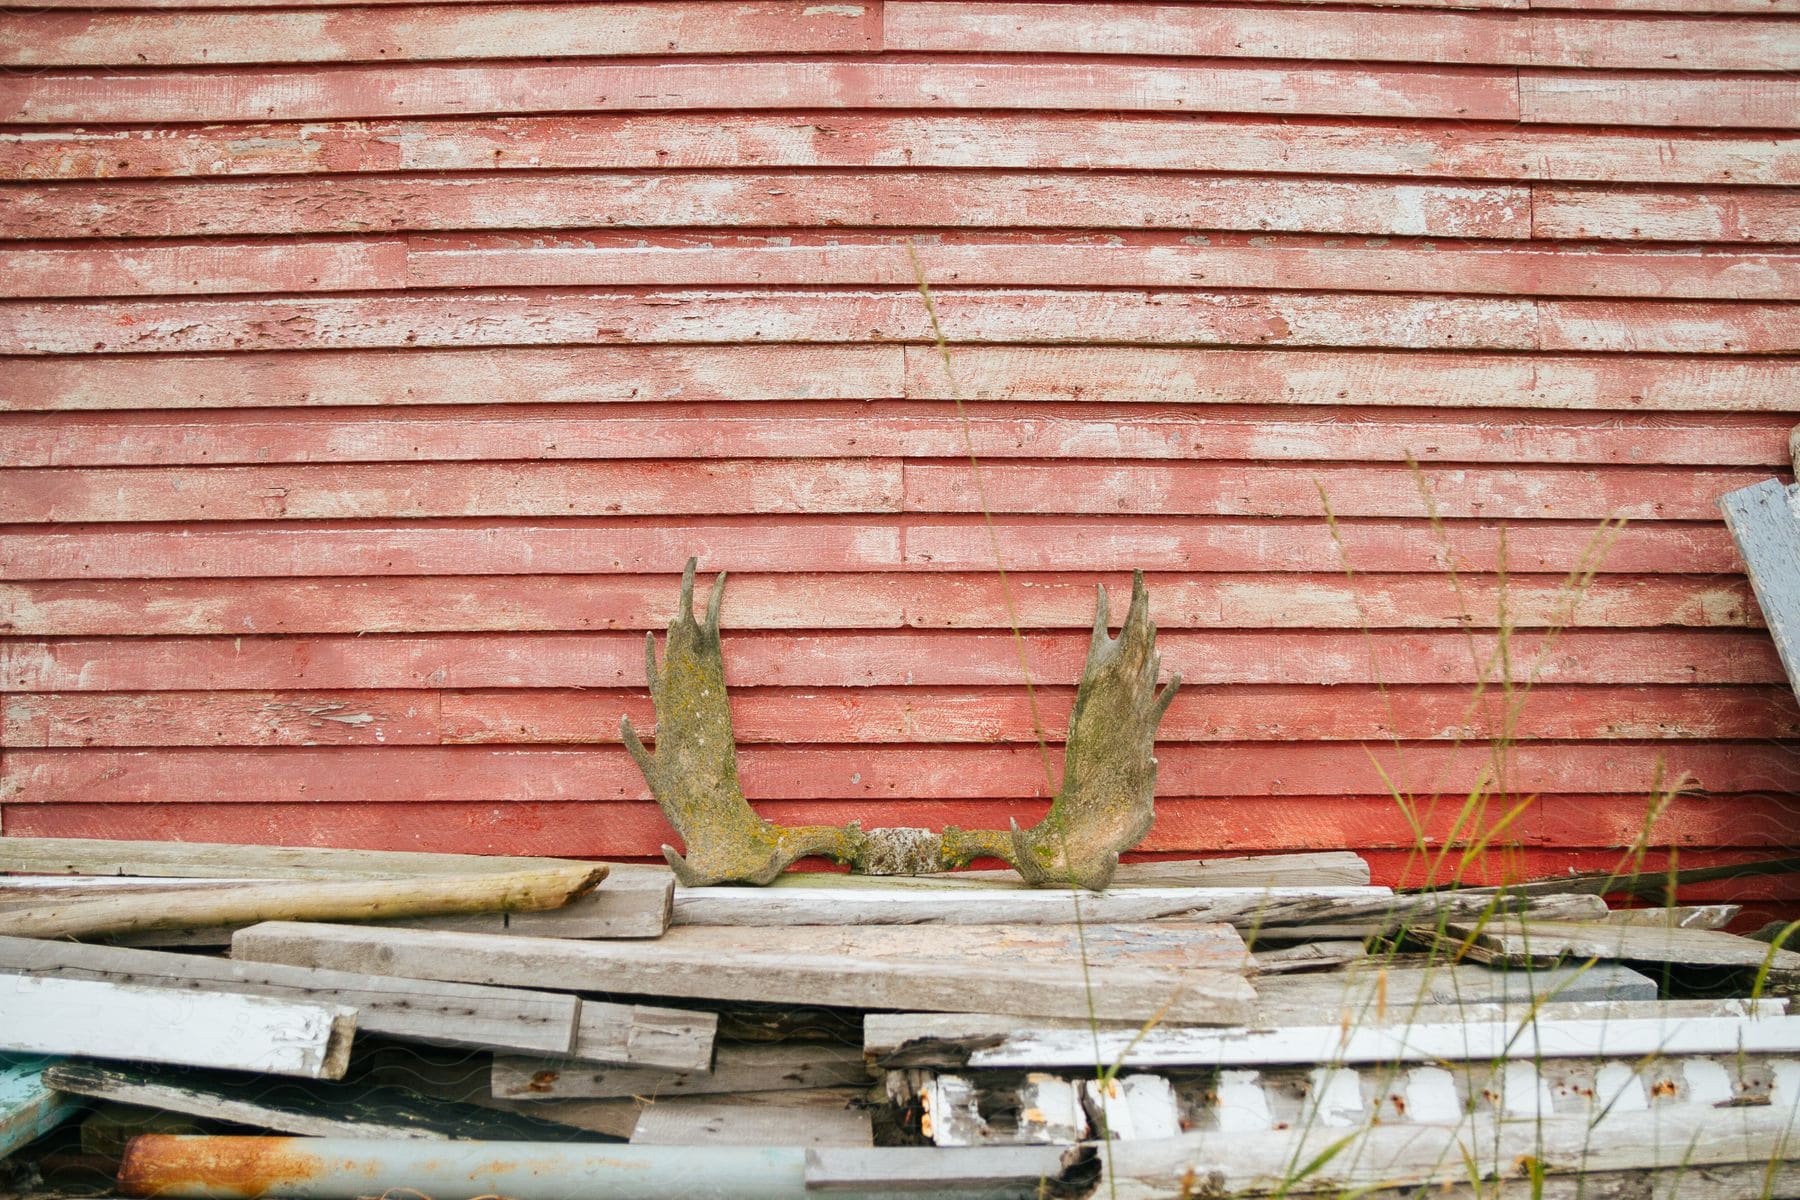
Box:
[0,460,905,522]
[0,461,1761,523]
[1,628,1780,691]
[0,60,1522,126]
[0,242,407,299]
[9,798,1799,860]
[1534,0,1800,12]
[1534,186,1800,243]
[0,571,1765,635]
[5,740,1793,805]
[903,346,1800,412]
[0,517,1738,580]
[6,114,1791,185]
[15,233,1800,299]
[1720,479,1800,706]
[10,290,1796,356]
[6,404,1790,468]
[11,404,1798,468]
[10,346,1792,415]
[1520,70,1800,128]
[0,2,878,67]
[902,462,1767,521]
[885,3,1800,71]
[11,683,1795,748]
[0,345,901,412]
[0,173,1533,240]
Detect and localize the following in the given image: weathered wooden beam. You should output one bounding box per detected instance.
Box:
[0,836,600,880]
[0,934,581,1057]
[1597,905,1740,930]
[806,1144,1083,1193]
[629,1099,873,1148]
[0,975,355,1079]
[492,1042,866,1100]
[867,1010,1800,1070]
[0,865,606,941]
[1438,919,1800,972]
[1720,477,1800,704]
[231,920,1255,1024]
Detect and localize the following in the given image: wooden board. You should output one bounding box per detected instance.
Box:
[0,974,355,1079]
[868,1011,1800,1069]
[0,933,581,1056]
[1441,919,1800,972]
[1720,479,1800,706]
[0,1055,84,1162]
[631,1098,872,1147]
[492,1042,869,1100]
[40,1062,599,1142]
[231,920,1257,1025]
[6,116,1791,186]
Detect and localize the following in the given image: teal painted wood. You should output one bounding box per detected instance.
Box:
[0,1054,83,1162]
[1720,479,1800,705]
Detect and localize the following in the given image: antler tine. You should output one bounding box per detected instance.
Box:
[623,561,858,885]
[1004,569,1179,891]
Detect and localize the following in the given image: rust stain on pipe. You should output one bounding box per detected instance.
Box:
[119,1135,322,1198]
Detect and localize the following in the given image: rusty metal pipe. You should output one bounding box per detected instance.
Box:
[119,1135,823,1200]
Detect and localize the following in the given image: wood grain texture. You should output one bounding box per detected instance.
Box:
[10,234,1800,300]
[885,3,1800,71]
[0,173,1533,240]
[6,115,1791,185]
[9,290,1796,356]
[11,683,1795,747]
[2,0,1793,902]
[0,3,879,67]
[0,571,1767,634]
[5,740,1793,803]
[0,60,1523,126]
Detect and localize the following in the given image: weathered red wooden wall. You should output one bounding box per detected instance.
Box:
[2,0,1797,901]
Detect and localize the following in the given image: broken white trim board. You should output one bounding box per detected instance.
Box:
[0,934,580,1057]
[1100,1103,1800,1196]
[868,1012,1800,1070]
[0,975,355,1079]
[231,921,1255,1024]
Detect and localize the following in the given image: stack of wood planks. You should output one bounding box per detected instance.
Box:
[4,839,1799,1197]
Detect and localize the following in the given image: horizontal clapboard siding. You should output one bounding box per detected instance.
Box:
[2,0,1796,897]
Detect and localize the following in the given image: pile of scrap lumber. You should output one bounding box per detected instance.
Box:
[2,837,1798,1199]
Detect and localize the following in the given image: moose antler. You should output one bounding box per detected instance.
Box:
[622,560,1180,890]
[1006,571,1181,890]
[621,560,860,886]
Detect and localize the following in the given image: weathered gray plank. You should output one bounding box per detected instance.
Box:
[0,975,355,1079]
[0,934,580,1056]
[805,1145,1078,1192]
[1720,477,1800,703]
[1442,919,1800,971]
[0,836,600,881]
[1597,905,1740,930]
[406,872,672,939]
[630,1098,872,1147]
[493,1042,866,1100]
[232,921,1255,1024]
